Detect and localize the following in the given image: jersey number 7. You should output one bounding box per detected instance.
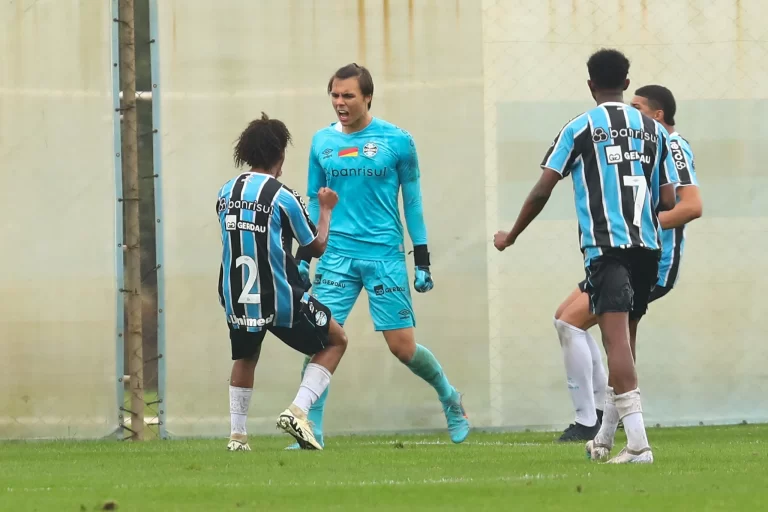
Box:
[622,175,647,228]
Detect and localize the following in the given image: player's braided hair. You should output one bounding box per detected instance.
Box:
[586,48,630,90]
[233,112,293,170]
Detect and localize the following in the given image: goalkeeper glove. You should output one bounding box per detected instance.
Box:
[412,245,434,293]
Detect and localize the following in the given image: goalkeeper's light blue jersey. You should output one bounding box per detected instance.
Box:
[306,117,428,261]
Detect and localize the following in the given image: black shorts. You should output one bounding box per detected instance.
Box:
[647,283,672,303]
[228,295,332,360]
[577,279,672,305]
[579,247,660,321]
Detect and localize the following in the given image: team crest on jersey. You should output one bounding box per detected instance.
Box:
[362,142,378,158]
[314,310,328,327]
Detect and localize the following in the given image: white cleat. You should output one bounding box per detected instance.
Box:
[585,440,612,461]
[227,433,251,451]
[606,446,654,464]
[276,405,323,451]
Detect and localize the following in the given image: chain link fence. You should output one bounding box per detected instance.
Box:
[2,0,766,440]
[0,1,120,439]
[154,0,489,437]
[154,0,767,437]
[483,0,768,428]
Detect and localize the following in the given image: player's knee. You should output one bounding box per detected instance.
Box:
[233,355,259,369]
[389,345,412,364]
[383,328,416,363]
[388,339,415,363]
[328,325,348,353]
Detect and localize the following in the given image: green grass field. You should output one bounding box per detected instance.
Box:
[2,425,766,511]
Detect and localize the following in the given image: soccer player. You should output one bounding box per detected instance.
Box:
[493,48,692,464]
[217,113,348,452]
[287,63,470,449]
[553,84,702,443]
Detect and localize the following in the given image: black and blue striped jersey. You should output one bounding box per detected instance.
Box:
[216,172,317,331]
[540,102,692,266]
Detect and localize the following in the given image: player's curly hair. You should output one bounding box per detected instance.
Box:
[327,63,374,110]
[587,48,630,90]
[233,112,293,170]
[635,85,676,126]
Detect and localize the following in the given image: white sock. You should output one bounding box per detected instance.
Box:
[293,363,332,414]
[554,318,597,426]
[585,330,608,411]
[229,385,253,436]
[594,387,619,447]
[615,388,650,452]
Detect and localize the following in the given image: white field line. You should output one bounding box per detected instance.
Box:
[6,472,569,493]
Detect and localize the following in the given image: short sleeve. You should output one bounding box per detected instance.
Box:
[668,137,695,186]
[659,133,682,187]
[279,186,317,247]
[540,118,580,177]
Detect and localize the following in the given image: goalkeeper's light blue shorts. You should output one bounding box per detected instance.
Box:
[311,251,415,331]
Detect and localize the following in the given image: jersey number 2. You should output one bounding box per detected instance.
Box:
[622,175,647,228]
[235,255,260,304]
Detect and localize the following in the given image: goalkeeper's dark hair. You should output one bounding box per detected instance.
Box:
[586,48,630,90]
[233,112,292,170]
[327,63,374,109]
[635,84,676,125]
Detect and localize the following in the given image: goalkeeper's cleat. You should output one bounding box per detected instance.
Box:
[441,389,470,444]
[285,431,324,451]
[277,405,323,450]
[557,421,601,443]
[606,446,654,464]
[585,439,612,461]
[227,433,251,451]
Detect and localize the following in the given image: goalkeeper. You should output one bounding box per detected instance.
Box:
[289,63,470,449]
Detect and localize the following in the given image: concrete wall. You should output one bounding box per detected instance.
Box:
[156,0,768,436]
[0,0,119,439]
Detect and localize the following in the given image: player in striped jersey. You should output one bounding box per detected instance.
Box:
[218,113,348,452]
[494,49,689,464]
[552,85,702,443]
[632,85,702,292]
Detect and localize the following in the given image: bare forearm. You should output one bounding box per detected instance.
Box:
[658,203,699,229]
[506,193,550,245]
[304,207,333,258]
[315,207,331,249]
[658,186,702,229]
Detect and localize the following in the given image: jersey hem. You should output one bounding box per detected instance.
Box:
[324,247,407,262]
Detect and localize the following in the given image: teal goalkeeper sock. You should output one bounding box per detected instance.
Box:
[406,344,454,402]
[301,355,327,436]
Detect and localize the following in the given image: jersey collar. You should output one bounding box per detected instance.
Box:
[333,116,376,134]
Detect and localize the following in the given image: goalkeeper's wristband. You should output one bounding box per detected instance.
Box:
[411,244,431,268]
[295,245,313,265]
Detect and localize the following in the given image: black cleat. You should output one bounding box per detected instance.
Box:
[557,421,601,443]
